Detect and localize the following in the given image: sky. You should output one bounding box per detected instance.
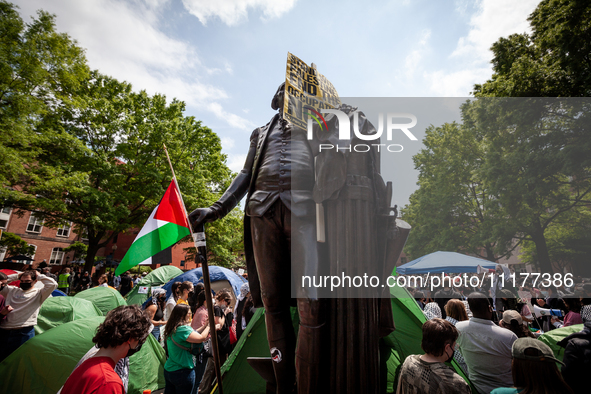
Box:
[15,0,540,207]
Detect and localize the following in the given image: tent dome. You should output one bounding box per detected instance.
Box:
[74,286,127,315]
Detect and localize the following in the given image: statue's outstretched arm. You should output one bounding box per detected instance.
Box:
[188,128,258,228]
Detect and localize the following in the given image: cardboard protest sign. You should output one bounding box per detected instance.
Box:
[283,52,341,129]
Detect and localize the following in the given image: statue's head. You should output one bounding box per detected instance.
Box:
[271,82,285,111]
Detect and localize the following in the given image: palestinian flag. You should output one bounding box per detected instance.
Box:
[115,180,191,275]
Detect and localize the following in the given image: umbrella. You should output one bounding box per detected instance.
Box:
[397,251,497,275]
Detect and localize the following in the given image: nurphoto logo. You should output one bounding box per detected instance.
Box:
[306,108,419,153]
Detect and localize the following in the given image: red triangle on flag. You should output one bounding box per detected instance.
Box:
[154,180,190,229]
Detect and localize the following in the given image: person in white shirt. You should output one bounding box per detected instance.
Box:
[163,281,182,321]
[0,270,57,362]
[456,292,517,394]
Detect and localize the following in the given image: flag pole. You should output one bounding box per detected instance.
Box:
[163,144,225,394]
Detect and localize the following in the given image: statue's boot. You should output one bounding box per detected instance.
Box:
[295,323,325,394]
[265,309,296,394]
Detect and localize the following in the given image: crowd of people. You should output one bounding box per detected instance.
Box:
[0,264,258,394]
[2,260,590,394]
[398,265,591,394]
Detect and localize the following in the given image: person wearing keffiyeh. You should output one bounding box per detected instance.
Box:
[145,288,167,341]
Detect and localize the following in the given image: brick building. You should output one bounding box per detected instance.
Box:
[0,208,83,272]
[0,206,202,273]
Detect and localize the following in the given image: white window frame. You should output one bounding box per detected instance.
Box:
[49,247,64,265]
[56,222,72,237]
[17,244,36,265]
[0,207,11,229]
[80,227,88,241]
[26,213,44,234]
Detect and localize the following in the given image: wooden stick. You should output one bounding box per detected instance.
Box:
[163,144,224,394]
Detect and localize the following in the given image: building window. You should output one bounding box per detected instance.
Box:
[400,257,407,265]
[77,226,88,241]
[26,213,43,233]
[50,247,64,265]
[17,244,36,264]
[0,207,11,229]
[57,223,71,237]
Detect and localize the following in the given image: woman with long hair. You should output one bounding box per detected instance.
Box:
[176,281,194,306]
[444,299,469,374]
[164,281,182,321]
[191,289,209,332]
[188,283,205,314]
[491,338,573,394]
[444,299,468,323]
[163,304,213,394]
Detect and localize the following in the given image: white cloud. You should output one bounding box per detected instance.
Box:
[15,0,250,130]
[425,0,539,96]
[181,0,297,26]
[221,137,236,150]
[227,153,247,173]
[451,0,538,64]
[404,29,431,80]
[207,103,256,131]
[425,68,491,97]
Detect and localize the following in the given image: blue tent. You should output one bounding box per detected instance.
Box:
[397,251,497,275]
[51,289,67,297]
[150,266,246,305]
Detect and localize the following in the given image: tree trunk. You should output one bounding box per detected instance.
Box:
[84,244,99,274]
[531,220,553,274]
[484,245,497,262]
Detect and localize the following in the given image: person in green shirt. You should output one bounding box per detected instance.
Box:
[163,303,215,394]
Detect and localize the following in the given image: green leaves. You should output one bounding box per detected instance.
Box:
[406,1,591,274]
[0,232,36,257]
[475,0,591,97]
[1,2,241,271]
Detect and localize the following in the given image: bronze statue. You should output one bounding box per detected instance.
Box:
[190,83,324,393]
[190,83,404,394]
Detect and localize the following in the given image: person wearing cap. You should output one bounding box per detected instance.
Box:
[499,310,535,339]
[396,318,471,394]
[456,292,517,394]
[490,337,573,394]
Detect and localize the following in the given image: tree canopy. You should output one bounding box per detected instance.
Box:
[405,0,591,274]
[1,1,243,272]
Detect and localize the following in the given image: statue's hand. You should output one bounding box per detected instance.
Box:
[188,207,217,230]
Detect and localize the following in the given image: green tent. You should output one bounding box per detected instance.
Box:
[35,296,103,335]
[538,324,584,363]
[126,265,183,306]
[0,317,166,394]
[213,285,473,394]
[381,285,473,392]
[213,308,299,394]
[74,286,127,315]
